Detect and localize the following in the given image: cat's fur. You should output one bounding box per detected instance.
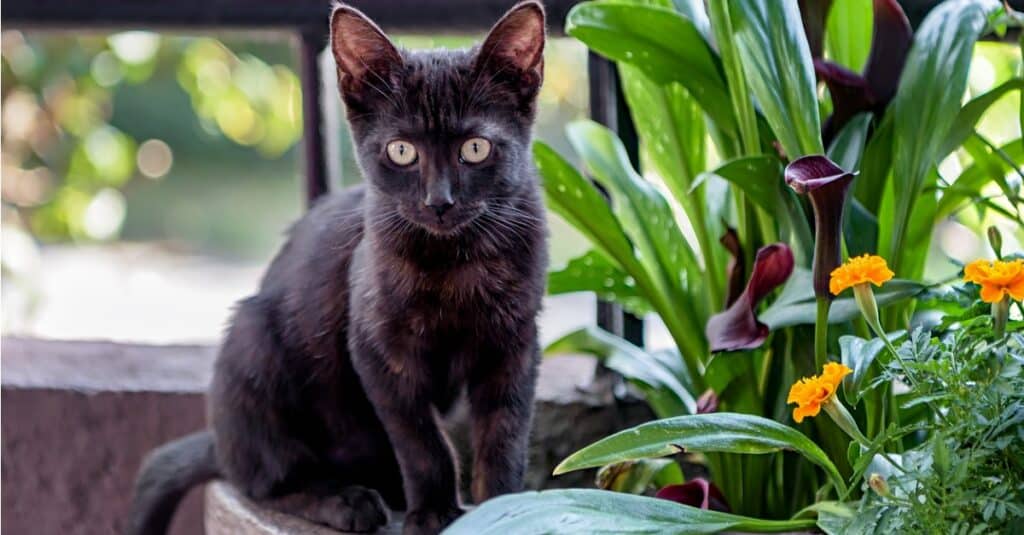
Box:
[127,3,548,534]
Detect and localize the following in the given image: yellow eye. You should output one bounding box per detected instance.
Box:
[460,137,491,164]
[386,140,417,166]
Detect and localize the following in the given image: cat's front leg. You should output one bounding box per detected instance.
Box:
[467,339,540,503]
[350,343,462,535]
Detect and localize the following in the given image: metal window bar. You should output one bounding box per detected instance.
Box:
[4,0,640,345]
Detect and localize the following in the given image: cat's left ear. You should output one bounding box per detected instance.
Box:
[475,1,546,94]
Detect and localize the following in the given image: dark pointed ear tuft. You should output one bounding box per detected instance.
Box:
[476,1,546,89]
[330,4,402,93]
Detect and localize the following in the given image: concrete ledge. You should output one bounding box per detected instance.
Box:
[2,337,652,534]
[1,337,214,535]
[205,481,404,535]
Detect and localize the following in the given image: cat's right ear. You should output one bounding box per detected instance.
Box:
[330,4,402,96]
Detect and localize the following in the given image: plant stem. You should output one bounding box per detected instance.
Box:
[993,296,1009,338]
[815,297,830,368]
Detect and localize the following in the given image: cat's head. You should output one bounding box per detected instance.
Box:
[330,1,545,236]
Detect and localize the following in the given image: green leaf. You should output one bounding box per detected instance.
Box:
[760,268,925,328]
[935,139,1024,219]
[546,326,696,417]
[565,120,707,364]
[853,113,894,215]
[887,0,1000,267]
[838,335,886,404]
[565,2,737,137]
[825,0,873,72]
[619,66,706,201]
[939,78,1024,156]
[553,412,847,495]
[708,0,760,155]
[618,64,722,304]
[728,0,824,157]
[567,121,696,296]
[446,489,819,535]
[843,197,878,257]
[827,112,873,172]
[548,250,653,317]
[803,501,856,535]
[534,141,637,275]
[697,156,784,216]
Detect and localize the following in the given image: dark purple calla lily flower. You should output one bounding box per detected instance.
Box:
[656,478,731,513]
[706,244,795,352]
[696,389,720,414]
[816,0,912,143]
[720,227,745,307]
[785,155,857,298]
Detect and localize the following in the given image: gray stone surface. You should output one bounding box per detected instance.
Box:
[206,481,403,535]
[1,337,215,535]
[2,338,653,534]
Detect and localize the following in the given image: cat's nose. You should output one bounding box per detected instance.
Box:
[427,199,455,218]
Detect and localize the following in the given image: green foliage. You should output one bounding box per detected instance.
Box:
[446,489,818,535]
[534,0,1023,528]
[1,33,303,243]
[553,412,847,496]
[833,322,1024,533]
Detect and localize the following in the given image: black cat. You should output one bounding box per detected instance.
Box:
[127,2,548,534]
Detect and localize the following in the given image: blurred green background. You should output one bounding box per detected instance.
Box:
[0,30,593,341]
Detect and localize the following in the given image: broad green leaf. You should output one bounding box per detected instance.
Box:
[888,0,1000,267]
[534,141,637,274]
[619,66,706,201]
[697,156,784,216]
[825,0,873,72]
[843,197,879,257]
[546,326,697,416]
[548,250,652,317]
[567,121,697,297]
[760,268,925,328]
[566,120,707,364]
[827,112,873,172]
[446,489,819,535]
[838,335,886,404]
[939,78,1024,155]
[553,412,847,495]
[565,2,738,138]
[672,0,712,39]
[853,112,894,214]
[936,139,1024,219]
[708,0,761,155]
[618,65,721,303]
[802,501,856,535]
[728,0,824,158]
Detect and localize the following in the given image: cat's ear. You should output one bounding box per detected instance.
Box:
[330,4,402,95]
[476,1,546,93]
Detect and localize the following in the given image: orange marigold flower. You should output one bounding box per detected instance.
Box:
[829,254,894,296]
[787,362,852,423]
[962,258,1024,304]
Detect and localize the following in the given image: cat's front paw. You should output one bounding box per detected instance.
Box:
[402,506,463,535]
[319,486,390,533]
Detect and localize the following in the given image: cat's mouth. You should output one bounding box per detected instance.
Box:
[397,201,486,237]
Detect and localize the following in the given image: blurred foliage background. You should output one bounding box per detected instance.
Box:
[1,31,591,340]
[1,31,588,256]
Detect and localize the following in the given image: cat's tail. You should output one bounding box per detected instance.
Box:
[127,430,220,535]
